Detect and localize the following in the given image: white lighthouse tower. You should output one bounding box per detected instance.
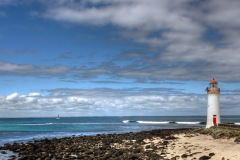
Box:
[206,78,221,128]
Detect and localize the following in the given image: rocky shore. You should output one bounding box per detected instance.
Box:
[0,128,239,160]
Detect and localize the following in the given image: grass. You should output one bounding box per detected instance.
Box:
[194,127,240,142]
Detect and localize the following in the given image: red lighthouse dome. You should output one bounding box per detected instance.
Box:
[210,78,217,84]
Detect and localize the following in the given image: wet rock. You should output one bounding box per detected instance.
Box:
[1,151,7,154]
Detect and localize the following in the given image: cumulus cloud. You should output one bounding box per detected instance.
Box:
[1,0,240,83]
[28,92,41,96]
[39,0,240,82]
[6,92,22,101]
[1,89,239,117]
[204,0,240,29]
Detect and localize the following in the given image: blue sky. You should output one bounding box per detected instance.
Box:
[1,0,240,117]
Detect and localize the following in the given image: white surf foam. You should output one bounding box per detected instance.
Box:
[235,123,240,125]
[122,120,130,123]
[176,122,200,124]
[20,123,55,125]
[137,121,169,124]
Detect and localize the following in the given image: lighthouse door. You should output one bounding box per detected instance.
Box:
[213,115,217,124]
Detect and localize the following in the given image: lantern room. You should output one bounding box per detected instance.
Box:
[209,78,218,88]
[207,78,220,94]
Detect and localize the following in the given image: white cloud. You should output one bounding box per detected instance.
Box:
[26,97,37,103]
[1,89,240,117]
[1,0,240,83]
[28,92,41,96]
[40,0,240,82]
[6,92,22,101]
[204,0,240,29]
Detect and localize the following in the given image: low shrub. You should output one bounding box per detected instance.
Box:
[234,136,240,142]
[197,127,240,139]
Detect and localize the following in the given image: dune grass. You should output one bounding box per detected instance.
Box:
[194,127,240,142]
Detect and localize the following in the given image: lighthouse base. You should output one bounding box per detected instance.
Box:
[206,122,218,128]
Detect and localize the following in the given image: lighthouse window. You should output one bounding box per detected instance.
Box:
[210,83,218,88]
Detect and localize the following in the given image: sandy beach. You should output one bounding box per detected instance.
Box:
[150,133,240,160]
[0,128,240,160]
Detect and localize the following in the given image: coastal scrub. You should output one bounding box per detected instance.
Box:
[195,127,240,141]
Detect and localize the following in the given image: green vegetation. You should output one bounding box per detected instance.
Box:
[194,127,240,142]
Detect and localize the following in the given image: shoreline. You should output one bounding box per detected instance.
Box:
[0,128,240,160]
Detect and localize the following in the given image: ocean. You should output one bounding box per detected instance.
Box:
[0,116,240,146]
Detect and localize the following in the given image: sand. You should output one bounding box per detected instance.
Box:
[147,133,240,160]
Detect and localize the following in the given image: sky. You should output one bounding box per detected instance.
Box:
[1,0,240,117]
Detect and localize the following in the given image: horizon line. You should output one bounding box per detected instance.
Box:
[1,115,240,118]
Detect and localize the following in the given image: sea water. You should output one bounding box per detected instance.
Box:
[0,116,240,146]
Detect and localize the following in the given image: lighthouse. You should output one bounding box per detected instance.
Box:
[206,78,221,128]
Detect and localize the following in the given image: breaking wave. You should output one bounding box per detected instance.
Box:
[122,120,205,125]
[137,121,170,124]
[20,123,55,125]
[176,122,201,125]
[122,120,137,123]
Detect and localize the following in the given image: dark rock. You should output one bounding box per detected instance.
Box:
[163,141,168,145]
[166,136,177,140]
[103,153,111,159]
[148,153,164,160]
[0,128,194,159]
[145,145,151,149]
[86,150,93,155]
[133,148,141,153]
[125,141,133,145]
[209,153,215,157]
[181,154,188,158]
[1,151,7,154]
[199,155,211,160]
[152,145,158,150]
[129,154,139,160]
